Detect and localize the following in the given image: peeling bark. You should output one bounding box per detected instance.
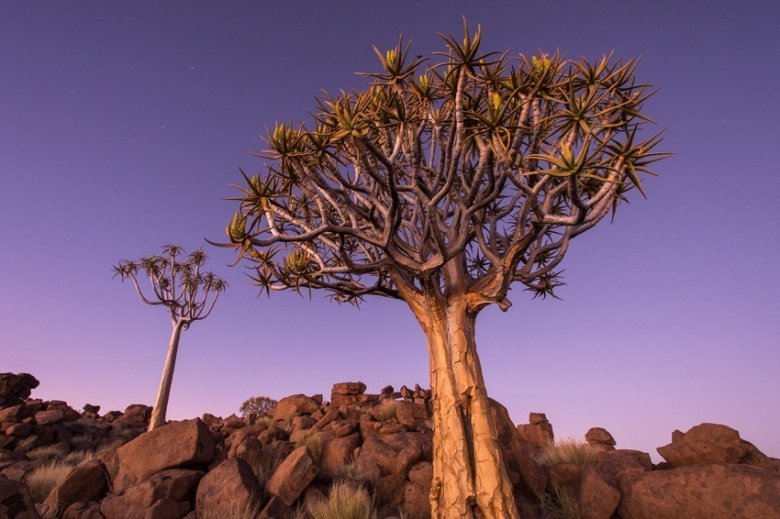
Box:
[414,297,520,519]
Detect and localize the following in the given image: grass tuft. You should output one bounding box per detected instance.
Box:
[26,445,66,461]
[308,481,375,519]
[26,461,73,503]
[536,438,599,466]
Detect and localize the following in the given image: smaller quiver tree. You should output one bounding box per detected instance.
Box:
[114,245,227,431]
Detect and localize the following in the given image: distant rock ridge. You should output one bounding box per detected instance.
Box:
[1,372,779,518]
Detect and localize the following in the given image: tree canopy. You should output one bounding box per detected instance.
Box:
[224,28,664,311]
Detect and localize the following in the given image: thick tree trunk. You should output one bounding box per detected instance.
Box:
[417,297,520,519]
[148,320,184,431]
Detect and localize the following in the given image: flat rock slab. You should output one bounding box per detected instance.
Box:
[619,463,780,519]
[112,418,215,493]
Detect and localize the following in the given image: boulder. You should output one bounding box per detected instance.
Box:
[0,373,39,408]
[257,495,292,519]
[592,449,652,486]
[61,501,103,518]
[657,423,772,468]
[331,382,366,407]
[320,432,361,477]
[355,432,429,484]
[408,461,432,491]
[403,482,431,519]
[100,468,202,518]
[578,466,621,519]
[546,463,582,491]
[618,463,780,518]
[0,474,40,518]
[489,399,547,499]
[196,459,260,518]
[43,460,109,517]
[585,427,616,452]
[112,418,215,493]
[331,382,366,396]
[266,446,318,507]
[273,395,320,422]
[517,421,554,449]
[34,410,65,427]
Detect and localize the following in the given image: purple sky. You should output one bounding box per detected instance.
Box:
[2,1,779,461]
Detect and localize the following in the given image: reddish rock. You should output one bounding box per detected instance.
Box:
[320,432,361,477]
[355,432,428,484]
[585,427,616,452]
[546,463,583,491]
[408,461,432,491]
[266,446,318,507]
[403,482,431,519]
[61,501,103,518]
[311,408,339,432]
[112,418,215,493]
[6,423,32,438]
[578,466,620,519]
[0,405,32,424]
[395,401,428,429]
[195,459,260,518]
[517,421,554,449]
[123,405,152,423]
[273,395,320,422]
[331,382,366,396]
[257,495,292,519]
[619,463,780,518]
[43,460,109,516]
[593,449,652,486]
[101,468,202,518]
[489,399,547,499]
[34,409,65,427]
[657,423,772,468]
[0,474,40,518]
[0,373,40,408]
[375,472,406,509]
[529,412,548,425]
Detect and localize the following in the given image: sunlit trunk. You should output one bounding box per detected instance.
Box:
[416,297,520,519]
[148,320,184,431]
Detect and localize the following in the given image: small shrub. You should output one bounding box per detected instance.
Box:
[240,395,278,417]
[536,438,598,466]
[308,481,375,519]
[26,461,73,503]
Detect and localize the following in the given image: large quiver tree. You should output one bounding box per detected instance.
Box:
[223,25,666,518]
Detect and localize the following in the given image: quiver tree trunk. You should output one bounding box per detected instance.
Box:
[414,296,520,519]
[148,320,185,431]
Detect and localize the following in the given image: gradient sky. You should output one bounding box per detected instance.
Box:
[2,1,778,461]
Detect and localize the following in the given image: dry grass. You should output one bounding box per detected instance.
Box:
[63,450,92,466]
[539,486,581,519]
[308,481,375,519]
[295,433,323,463]
[26,461,73,503]
[26,445,66,461]
[536,438,599,466]
[197,497,262,519]
[332,459,371,489]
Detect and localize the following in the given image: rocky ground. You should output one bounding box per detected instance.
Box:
[1,372,779,518]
